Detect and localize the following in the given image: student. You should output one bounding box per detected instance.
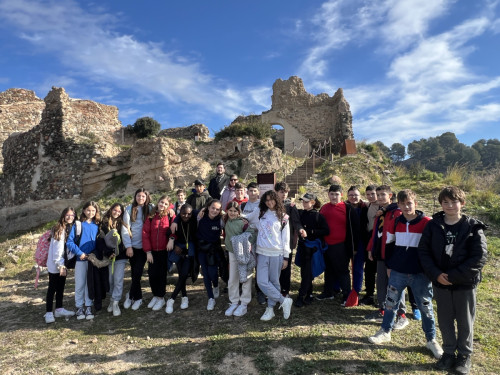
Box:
[166,204,197,313]
[220,174,239,211]
[223,201,253,317]
[418,186,487,374]
[294,193,329,307]
[66,201,100,320]
[186,179,212,210]
[344,185,368,306]
[246,190,293,321]
[196,199,225,311]
[275,181,303,297]
[359,185,378,306]
[174,189,186,215]
[208,162,229,200]
[368,190,443,360]
[122,188,153,311]
[143,195,175,311]
[365,185,408,329]
[317,185,360,305]
[44,207,77,323]
[97,203,128,317]
[240,182,266,305]
[232,183,248,206]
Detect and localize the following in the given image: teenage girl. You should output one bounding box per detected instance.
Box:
[246,190,293,321]
[165,203,197,313]
[44,207,77,323]
[294,193,330,307]
[143,195,175,311]
[66,201,100,320]
[122,188,152,311]
[196,199,224,311]
[97,203,128,317]
[223,201,253,317]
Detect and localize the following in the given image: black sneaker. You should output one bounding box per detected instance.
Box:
[455,354,471,375]
[294,296,304,308]
[436,353,456,371]
[359,295,375,306]
[315,292,334,301]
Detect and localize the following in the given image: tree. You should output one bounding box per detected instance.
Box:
[437,132,459,150]
[373,141,390,158]
[389,143,405,162]
[132,117,161,138]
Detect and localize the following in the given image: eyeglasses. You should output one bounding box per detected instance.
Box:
[65,214,75,218]
[230,179,238,181]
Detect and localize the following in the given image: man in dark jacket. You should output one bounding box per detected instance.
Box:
[186,179,212,210]
[418,186,487,374]
[208,162,229,200]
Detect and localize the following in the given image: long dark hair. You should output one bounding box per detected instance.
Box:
[131,188,151,223]
[52,206,76,241]
[101,203,126,231]
[80,201,101,224]
[259,190,285,222]
[223,201,241,223]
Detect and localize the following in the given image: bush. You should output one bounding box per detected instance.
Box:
[132,117,161,138]
[214,119,272,142]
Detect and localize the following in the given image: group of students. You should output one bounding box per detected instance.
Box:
[42,162,487,375]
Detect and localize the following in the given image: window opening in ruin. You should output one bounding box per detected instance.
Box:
[271,124,284,150]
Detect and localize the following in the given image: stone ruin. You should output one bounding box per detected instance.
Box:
[0,77,353,234]
[261,76,353,154]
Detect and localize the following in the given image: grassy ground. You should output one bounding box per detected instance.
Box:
[0,232,499,375]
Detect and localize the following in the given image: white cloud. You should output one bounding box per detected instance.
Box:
[0,0,263,121]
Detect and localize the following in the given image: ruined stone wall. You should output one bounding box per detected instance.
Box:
[262,76,353,154]
[0,87,123,209]
[159,123,211,141]
[0,89,45,170]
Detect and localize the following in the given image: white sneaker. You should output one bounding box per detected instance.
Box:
[148,297,159,309]
[225,304,239,316]
[260,307,275,321]
[165,298,175,314]
[76,307,85,320]
[44,312,55,324]
[426,339,444,359]
[54,308,75,318]
[123,294,132,309]
[85,306,94,320]
[280,297,293,320]
[152,297,165,311]
[368,328,391,344]
[213,286,220,299]
[233,304,247,317]
[107,301,114,313]
[112,301,121,317]
[207,298,216,311]
[180,297,189,310]
[131,299,143,311]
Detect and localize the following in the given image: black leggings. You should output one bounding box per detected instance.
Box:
[170,255,191,300]
[46,272,67,312]
[129,247,147,300]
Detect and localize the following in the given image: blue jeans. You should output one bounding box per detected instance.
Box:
[381,270,436,341]
[197,250,219,299]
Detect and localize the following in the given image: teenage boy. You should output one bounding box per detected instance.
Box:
[232,183,248,206]
[275,181,303,297]
[344,185,368,306]
[221,174,239,211]
[208,162,229,200]
[368,190,443,359]
[186,179,212,210]
[365,185,408,329]
[317,185,360,305]
[241,182,266,305]
[174,189,186,215]
[418,186,487,374]
[359,185,378,306]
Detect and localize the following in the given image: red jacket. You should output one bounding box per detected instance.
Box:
[142,212,175,252]
[367,203,401,260]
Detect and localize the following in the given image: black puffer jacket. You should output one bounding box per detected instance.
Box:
[418,212,487,290]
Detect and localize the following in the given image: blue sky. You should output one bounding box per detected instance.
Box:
[0,0,499,148]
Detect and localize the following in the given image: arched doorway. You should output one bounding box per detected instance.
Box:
[271,124,284,150]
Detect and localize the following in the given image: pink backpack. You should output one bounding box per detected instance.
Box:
[34,230,52,289]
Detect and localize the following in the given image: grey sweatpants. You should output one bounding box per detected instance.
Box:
[256,254,285,308]
[434,286,477,356]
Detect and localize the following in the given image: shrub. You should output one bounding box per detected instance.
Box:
[214,119,272,141]
[132,117,161,138]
